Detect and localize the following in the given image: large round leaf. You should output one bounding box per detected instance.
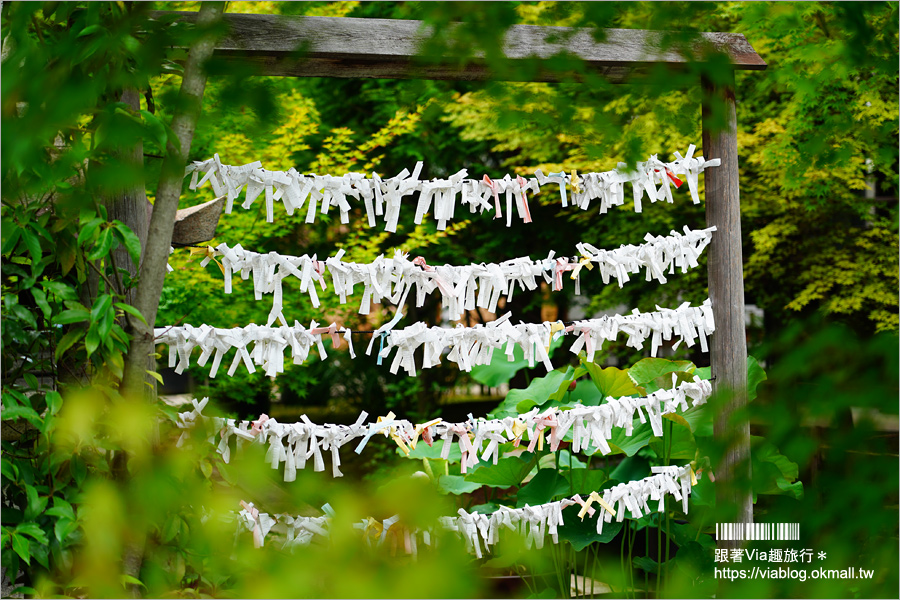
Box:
[605,420,654,457]
[465,454,537,488]
[559,509,624,551]
[488,368,571,419]
[436,475,483,495]
[401,439,461,462]
[516,469,571,507]
[628,358,695,388]
[565,469,609,496]
[471,337,563,387]
[582,361,643,399]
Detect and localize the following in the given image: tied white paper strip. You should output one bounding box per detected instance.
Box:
[203,226,715,322]
[233,502,334,551]
[176,376,711,480]
[184,145,720,229]
[231,466,697,557]
[155,301,714,380]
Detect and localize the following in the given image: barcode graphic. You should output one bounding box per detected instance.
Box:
[716,523,800,541]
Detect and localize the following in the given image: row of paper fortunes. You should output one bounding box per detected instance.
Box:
[176,376,711,480]
[228,465,696,558]
[195,225,715,323]
[155,299,715,379]
[185,145,720,231]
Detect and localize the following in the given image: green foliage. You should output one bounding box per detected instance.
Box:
[427,1,899,334]
[398,354,794,597]
[1,5,184,591]
[471,337,564,388]
[3,2,898,598]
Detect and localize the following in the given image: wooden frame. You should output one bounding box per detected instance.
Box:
[156,10,765,544]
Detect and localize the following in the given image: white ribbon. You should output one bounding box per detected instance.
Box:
[184,147,720,228]
[200,228,714,323]
[178,375,710,481]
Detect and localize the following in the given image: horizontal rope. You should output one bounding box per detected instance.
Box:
[185,144,719,230]
[231,465,698,557]
[154,299,714,379]
[187,225,715,323]
[176,376,711,480]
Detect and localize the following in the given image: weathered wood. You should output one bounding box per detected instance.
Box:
[171,196,225,245]
[151,11,766,82]
[702,70,753,549]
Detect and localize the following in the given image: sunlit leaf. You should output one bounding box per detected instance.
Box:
[465,454,536,487]
[582,361,643,399]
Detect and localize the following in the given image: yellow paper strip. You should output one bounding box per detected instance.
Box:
[592,491,617,517]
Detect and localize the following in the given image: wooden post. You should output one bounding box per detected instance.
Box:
[702,69,753,547]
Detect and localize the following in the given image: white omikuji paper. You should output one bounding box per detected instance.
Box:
[154,299,714,379]
[233,465,697,557]
[202,225,715,323]
[184,145,720,231]
[177,376,710,480]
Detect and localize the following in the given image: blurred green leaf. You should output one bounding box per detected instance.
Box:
[747,355,767,401]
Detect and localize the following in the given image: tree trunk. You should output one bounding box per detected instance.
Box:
[107,88,150,306]
[121,2,224,400]
[117,3,225,595]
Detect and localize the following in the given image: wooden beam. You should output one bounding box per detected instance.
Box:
[171,196,225,246]
[702,69,753,548]
[151,11,766,82]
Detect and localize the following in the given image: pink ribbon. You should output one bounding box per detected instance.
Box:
[449,424,476,473]
[412,256,454,298]
[527,413,559,452]
[313,259,326,287]
[250,414,270,435]
[482,175,502,220]
[310,322,342,348]
[239,500,265,548]
[422,425,434,447]
[554,258,573,291]
[516,175,533,223]
[582,327,593,357]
